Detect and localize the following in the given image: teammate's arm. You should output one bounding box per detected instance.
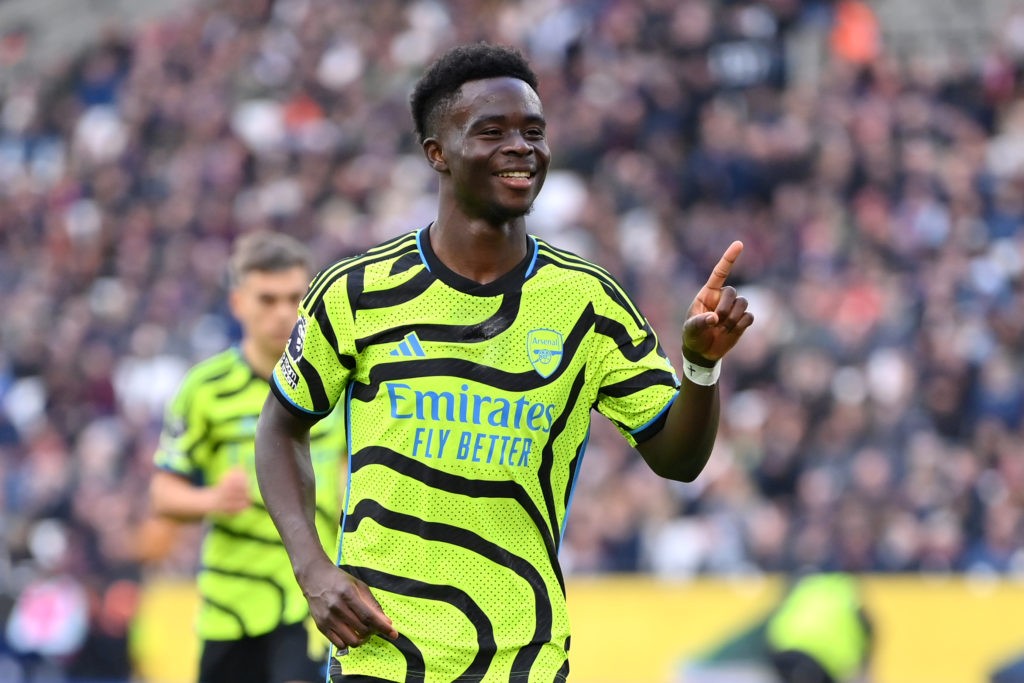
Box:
[149,469,250,522]
[637,241,753,481]
[255,394,398,649]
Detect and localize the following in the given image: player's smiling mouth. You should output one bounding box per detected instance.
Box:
[495,170,536,189]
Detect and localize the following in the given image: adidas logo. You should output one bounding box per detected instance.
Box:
[390,332,426,357]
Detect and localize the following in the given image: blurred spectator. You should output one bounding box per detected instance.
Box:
[829,0,881,66]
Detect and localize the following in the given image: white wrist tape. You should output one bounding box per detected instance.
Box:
[683,357,721,386]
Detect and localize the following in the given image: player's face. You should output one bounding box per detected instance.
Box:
[230,266,309,358]
[437,77,549,223]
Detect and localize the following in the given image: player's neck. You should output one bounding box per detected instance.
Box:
[428,219,527,285]
[239,339,277,380]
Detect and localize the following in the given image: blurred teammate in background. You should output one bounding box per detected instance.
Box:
[765,573,875,683]
[149,231,345,683]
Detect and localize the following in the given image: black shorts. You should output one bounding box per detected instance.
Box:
[199,621,325,683]
[768,649,837,683]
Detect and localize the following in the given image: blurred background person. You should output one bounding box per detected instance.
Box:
[148,231,345,683]
[765,573,874,683]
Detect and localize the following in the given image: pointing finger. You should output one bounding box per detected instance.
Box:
[704,241,744,291]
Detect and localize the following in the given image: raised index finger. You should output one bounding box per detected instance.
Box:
[704,241,744,290]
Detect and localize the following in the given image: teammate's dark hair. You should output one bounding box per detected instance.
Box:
[410,42,539,143]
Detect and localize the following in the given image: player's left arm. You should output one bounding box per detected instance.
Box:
[636,241,753,482]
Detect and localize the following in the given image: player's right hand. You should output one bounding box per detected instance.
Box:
[300,557,398,648]
[209,468,251,514]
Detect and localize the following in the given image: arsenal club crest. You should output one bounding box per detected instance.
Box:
[527,329,563,378]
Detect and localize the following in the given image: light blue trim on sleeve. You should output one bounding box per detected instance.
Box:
[628,390,679,437]
[270,373,332,417]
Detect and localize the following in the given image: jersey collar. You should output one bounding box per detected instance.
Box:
[417,225,538,296]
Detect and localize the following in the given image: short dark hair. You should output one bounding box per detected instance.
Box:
[228,231,312,287]
[410,42,539,143]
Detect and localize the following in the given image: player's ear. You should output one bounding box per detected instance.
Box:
[228,287,243,319]
[423,138,448,172]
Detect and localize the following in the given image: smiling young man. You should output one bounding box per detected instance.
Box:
[255,43,753,682]
[150,232,345,683]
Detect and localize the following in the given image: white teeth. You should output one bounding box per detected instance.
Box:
[498,171,530,178]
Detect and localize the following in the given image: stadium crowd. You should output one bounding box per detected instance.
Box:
[1,0,1023,678]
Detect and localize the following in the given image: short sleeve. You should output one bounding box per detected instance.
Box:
[271,274,356,418]
[594,317,679,448]
[153,380,207,483]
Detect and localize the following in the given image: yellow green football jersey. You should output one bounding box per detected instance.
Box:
[155,347,345,640]
[272,228,679,682]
